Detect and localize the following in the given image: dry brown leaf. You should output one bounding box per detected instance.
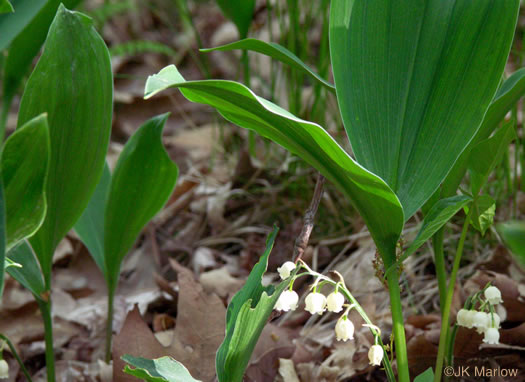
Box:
[113,262,225,382]
[199,267,244,298]
[113,306,166,382]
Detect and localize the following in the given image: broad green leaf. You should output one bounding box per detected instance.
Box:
[468,121,516,195]
[17,5,113,283]
[414,368,434,382]
[2,0,84,134]
[497,221,525,266]
[145,65,404,262]
[1,114,49,250]
[104,114,178,292]
[386,195,472,277]
[0,0,46,51]
[201,39,335,92]
[123,355,201,382]
[329,0,518,220]
[216,0,255,38]
[6,241,45,298]
[216,227,288,382]
[0,178,5,298]
[465,195,495,236]
[443,68,525,197]
[74,163,111,275]
[0,0,13,14]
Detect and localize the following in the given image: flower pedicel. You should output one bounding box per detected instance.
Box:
[273,259,390,368]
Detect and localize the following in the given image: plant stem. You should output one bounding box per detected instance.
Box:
[105,288,115,363]
[434,208,473,382]
[386,268,410,382]
[0,334,33,381]
[432,228,447,310]
[37,299,55,382]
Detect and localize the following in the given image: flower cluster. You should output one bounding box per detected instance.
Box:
[456,286,503,345]
[274,260,385,367]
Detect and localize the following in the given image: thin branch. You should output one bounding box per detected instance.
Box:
[293,173,325,262]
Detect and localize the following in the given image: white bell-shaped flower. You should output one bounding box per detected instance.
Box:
[326,291,345,313]
[335,316,354,341]
[483,327,500,345]
[0,360,8,379]
[464,309,477,329]
[472,311,490,330]
[305,292,327,315]
[456,309,470,327]
[277,261,296,280]
[485,286,503,305]
[274,290,299,312]
[490,312,501,328]
[368,344,384,366]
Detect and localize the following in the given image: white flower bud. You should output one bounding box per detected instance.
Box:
[472,311,490,330]
[277,261,296,280]
[0,360,8,379]
[464,310,477,329]
[274,290,299,312]
[456,309,470,327]
[483,327,500,345]
[485,286,503,305]
[305,292,327,315]
[326,291,345,313]
[335,316,354,341]
[368,344,384,366]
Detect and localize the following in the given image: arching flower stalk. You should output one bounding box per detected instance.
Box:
[274,259,394,375]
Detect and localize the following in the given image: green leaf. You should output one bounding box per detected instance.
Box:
[414,368,434,382]
[17,5,113,283]
[386,195,472,277]
[0,0,13,14]
[329,0,518,219]
[497,221,525,266]
[443,68,525,197]
[216,0,255,38]
[201,39,335,92]
[2,0,84,130]
[216,227,287,382]
[468,121,516,195]
[0,0,47,51]
[1,114,49,250]
[74,163,111,275]
[144,64,404,263]
[104,114,178,292]
[122,355,201,382]
[6,241,46,298]
[465,195,495,236]
[0,178,5,298]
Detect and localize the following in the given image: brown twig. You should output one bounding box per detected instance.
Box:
[293,173,325,262]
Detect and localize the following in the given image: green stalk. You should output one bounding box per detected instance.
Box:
[0,334,33,381]
[432,228,447,310]
[386,268,410,382]
[105,288,115,362]
[37,299,55,382]
[434,207,473,382]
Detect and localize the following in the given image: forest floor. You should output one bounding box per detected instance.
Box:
[2,1,525,381]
